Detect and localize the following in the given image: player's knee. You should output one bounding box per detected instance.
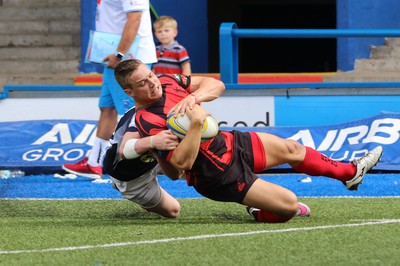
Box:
[165,202,181,218]
[279,194,298,218]
[286,140,305,158]
[284,201,299,218]
[286,139,302,153]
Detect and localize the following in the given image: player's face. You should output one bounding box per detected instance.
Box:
[127,63,162,106]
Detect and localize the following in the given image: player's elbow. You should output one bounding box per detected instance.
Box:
[164,203,181,219]
[174,161,194,171]
[168,170,185,180]
[171,157,194,171]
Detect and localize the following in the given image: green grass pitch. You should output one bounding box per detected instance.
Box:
[1,198,399,265]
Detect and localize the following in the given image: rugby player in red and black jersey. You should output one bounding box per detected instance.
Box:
[114,59,383,223]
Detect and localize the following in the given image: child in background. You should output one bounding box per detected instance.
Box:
[153,16,191,75]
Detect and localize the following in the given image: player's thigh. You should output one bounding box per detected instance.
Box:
[243,178,298,216]
[255,132,306,168]
[147,187,180,218]
[110,168,162,209]
[113,173,180,218]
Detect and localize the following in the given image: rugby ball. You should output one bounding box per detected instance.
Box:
[167,113,219,142]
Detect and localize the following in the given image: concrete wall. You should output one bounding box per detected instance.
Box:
[0,0,80,89]
[337,0,400,71]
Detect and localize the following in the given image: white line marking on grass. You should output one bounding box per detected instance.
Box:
[2,196,400,200]
[1,219,399,255]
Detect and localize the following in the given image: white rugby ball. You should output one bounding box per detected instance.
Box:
[166,113,219,142]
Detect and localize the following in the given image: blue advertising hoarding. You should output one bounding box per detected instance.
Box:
[0,112,399,172]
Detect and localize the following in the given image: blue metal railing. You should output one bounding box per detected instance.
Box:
[219,22,400,89]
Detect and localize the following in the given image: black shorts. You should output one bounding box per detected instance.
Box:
[103,143,158,182]
[192,130,266,203]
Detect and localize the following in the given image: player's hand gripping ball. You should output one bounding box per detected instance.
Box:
[167,113,219,142]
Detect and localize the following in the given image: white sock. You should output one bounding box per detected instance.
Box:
[88,137,109,167]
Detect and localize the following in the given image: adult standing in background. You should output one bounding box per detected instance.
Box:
[63,0,157,179]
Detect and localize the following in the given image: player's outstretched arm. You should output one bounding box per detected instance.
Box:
[168,76,225,117]
[119,130,179,160]
[189,76,225,103]
[119,130,184,180]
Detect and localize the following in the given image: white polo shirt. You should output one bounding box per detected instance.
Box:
[96,0,157,64]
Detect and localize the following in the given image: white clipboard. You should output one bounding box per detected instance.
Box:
[85,30,140,64]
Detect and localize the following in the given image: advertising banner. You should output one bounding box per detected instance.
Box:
[0,112,399,172]
[0,120,97,173]
[224,112,400,171]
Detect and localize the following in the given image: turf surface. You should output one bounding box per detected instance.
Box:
[0,198,399,265]
[1,173,399,265]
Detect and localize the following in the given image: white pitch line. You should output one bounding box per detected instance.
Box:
[1,219,399,255]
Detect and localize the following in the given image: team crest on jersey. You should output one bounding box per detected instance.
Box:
[141,153,156,163]
[172,74,190,88]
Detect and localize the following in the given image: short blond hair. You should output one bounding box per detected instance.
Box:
[153,15,178,31]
